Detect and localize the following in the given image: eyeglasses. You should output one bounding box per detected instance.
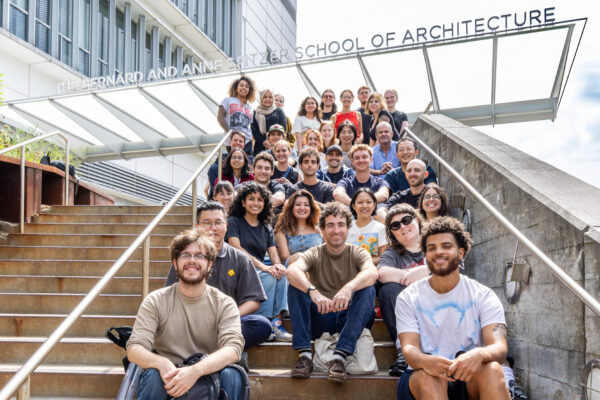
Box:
[178,252,210,262]
[199,220,226,228]
[389,215,414,230]
[323,94,334,99]
[423,194,442,201]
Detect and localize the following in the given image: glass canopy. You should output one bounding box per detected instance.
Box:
[0,20,584,162]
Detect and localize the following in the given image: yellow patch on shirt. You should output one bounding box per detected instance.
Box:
[228,269,235,277]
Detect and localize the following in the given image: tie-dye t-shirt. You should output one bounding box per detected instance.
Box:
[395,274,505,368]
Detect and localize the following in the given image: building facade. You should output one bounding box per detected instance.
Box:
[0,0,297,204]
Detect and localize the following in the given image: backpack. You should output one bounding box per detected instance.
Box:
[105,326,133,370]
[40,154,79,195]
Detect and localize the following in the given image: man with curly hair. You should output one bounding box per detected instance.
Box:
[286,202,378,383]
[395,216,510,400]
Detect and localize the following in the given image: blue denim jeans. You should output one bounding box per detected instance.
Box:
[287,285,375,355]
[136,366,242,400]
[241,314,272,349]
[255,269,288,319]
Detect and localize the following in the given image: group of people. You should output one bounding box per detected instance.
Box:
[126,76,528,400]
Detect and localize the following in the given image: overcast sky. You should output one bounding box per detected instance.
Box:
[296,0,600,189]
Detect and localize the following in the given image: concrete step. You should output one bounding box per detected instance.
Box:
[0,245,171,261]
[0,313,391,342]
[0,365,397,399]
[0,260,171,277]
[3,233,175,247]
[0,337,125,366]
[24,223,188,235]
[0,314,136,337]
[0,276,164,294]
[0,293,142,315]
[0,364,124,398]
[247,341,397,371]
[44,205,193,215]
[33,213,192,224]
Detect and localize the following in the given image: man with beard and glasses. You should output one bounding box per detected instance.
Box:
[165,202,272,356]
[127,230,245,399]
[395,217,510,400]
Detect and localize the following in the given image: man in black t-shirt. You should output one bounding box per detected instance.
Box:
[286,147,334,206]
[165,202,271,352]
[316,145,355,186]
[377,159,427,222]
[253,152,285,212]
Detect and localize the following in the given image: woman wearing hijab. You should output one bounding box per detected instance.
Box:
[251,88,287,155]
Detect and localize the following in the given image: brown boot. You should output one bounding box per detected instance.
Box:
[291,356,313,378]
[327,358,347,383]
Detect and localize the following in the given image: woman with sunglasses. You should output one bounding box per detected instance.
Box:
[274,189,322,267]
[418,183,450,221]
[347,188,389,265]
[227,182,291,341]
[217,148,254,189]
[377,204,430,376]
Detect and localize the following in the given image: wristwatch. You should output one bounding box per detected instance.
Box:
[306,285,316,295]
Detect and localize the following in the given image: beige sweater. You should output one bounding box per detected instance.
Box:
[127,284,244,364]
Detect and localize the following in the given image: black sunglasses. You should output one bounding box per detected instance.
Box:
[389,215,414,230]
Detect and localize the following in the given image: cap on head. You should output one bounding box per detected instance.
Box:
[325,144,343,155]
[268,124,285,135]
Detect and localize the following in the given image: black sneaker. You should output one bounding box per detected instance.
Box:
[509,380,528,400]
[388,351,408,377]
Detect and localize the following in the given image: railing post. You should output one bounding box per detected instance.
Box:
[192,179,197,226]
[142,237,150,298]
[217,145,223,183]
[64,141,70,205]
[16,375,30,400]
[20,147,25,234]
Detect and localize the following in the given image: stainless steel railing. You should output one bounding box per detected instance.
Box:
[0,131,69,233]
[0,131,231,400]
[403,127,600,317]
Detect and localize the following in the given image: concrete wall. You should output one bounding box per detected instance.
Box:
[412,114,600,399]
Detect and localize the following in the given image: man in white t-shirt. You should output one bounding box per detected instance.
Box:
[396,216,509,400]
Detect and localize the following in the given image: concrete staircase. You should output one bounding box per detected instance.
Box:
[0,205,397,399]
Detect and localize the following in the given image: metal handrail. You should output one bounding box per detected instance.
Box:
[0,131,231,400]
[403,127,600,317]
[0,131,69,233]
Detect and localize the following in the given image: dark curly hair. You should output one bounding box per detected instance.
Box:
[349,187,377,218]
[319,201,353,231]
[222,148,252,179]
[227,75,257,102]
[274,189,320,236]
[229,182,273,225]
[385,204,424,255]
[418,183,450,219]
[420,216,472,256]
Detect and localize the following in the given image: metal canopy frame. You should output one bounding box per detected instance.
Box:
[0,19,586,162]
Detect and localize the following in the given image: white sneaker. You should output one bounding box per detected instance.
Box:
[271,319,292,342]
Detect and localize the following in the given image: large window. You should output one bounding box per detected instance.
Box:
[78,0,90,75]
[115,8,125,74]
[9,0,28,40]
[34,0,51,53]
[58,0,73,66]
[96,0,109,76]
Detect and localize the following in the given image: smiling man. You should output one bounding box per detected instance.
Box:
[334,144,390,205]
[378,159,428,222]
[370,122,400,175]
[252,152,286,210]
[316,144,355,185]
[127,229,246,399]
[286,147,334,206]
[396,217,510,400]
[165,202,272,355]
[385,138,437,194]
[286,202,378,383]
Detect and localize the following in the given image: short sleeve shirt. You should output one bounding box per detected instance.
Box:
[220,97,253,143]
[347,218,389,256]
[300,243,372,298]
[377,248,424,271]
[385,165,438,193]
[337,175,390,199]
[226,216,275,260]
[396,275,506,366]
[287,180,334,204]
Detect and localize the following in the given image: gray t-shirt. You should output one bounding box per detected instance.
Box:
[377,247,424,271]
[220,96,253,143]
[165,243,266,305]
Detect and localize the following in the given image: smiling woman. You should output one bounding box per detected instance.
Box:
[347,188,389,265]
